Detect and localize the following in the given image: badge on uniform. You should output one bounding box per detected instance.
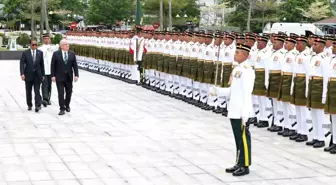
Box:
[286,58,292,63]
[179,47,182,51]
[192,48,196,52]
[298,58,303,64]
[225,52,229,56]
[315,60,321,67]
[273,56,278,61]
[206,51,209,56]
[234,71,242,78]
[257,56,261,62]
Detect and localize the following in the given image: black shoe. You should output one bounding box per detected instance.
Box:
[232,167,249,176]
[330,147,336,154]
[35,106,41,113]
[28,107,32,111]
[42,101,48,107]
[290,133,300,140]
[248,117,258,125]
[47,101,51,105]
[225,165,240,173]
[205,106,215,111]
[278,128,288,136]
[222,111,228,117]
[257,121,269,128]
[267,125,276,131]
[295,135,308,142]
[66,107,71,112]
[324,144,336,152]
[283,129,296,137]
[271,126,282,132]
[306,139,318,146]
[58,110,65,115]
[313,141,325,148]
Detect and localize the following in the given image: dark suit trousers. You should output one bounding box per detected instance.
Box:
[25,72,42,107]
[42,75,52,102]
[56,76,73,110]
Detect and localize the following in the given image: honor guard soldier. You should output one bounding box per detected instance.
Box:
[277,37,298,137]
[224,44,255,176]
[306,36,329,148]
[192,33,206,105]
[253,36,273,128]
[167,32,180,95]
[290,36,312,142]
[39,34,59,107]
[213,33,235,115]
[324,41,336,154]
[324,35,333,58]
[266,35,287,132]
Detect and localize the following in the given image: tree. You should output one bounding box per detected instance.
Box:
[143,0,200,30]
[277,0,315,22]
[297,0,331,21]
[86,0,134,25]
[253,0,279,29]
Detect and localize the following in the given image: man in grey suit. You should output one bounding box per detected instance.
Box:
[20,39,45,112]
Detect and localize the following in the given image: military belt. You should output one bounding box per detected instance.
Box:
[190,57,197,60]
[295,73,306,77]
[282,72,293,76]
[223,63,232,66]
[310,76,323,80]
[163,54,170,56]
[198,60,205,62]
[270,70,281,74]
[182,57,190,59]
[255,68,265,72]
[205,60,214,63]
[329,77,336,82]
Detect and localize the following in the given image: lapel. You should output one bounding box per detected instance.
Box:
[28,49,34,64]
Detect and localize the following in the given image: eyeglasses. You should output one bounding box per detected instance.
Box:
[31,44,37,46]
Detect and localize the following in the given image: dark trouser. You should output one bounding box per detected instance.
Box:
[56,76,73,111]
[42,75,52,102]
[230,119,252,167]
[137,60,143,82]
[25,73,42,108]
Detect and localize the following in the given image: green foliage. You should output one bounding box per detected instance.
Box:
[277,0,315,22]
[52,34,63,45]
[17,33,30,47]
[0,33,8,46]
[143,0,200,28]
[86,0,134,25]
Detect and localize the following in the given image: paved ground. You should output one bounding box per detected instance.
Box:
[0,60,335,185]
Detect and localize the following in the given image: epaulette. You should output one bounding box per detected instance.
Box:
[321,54,326,58]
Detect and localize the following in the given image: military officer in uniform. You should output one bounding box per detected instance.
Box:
[224,44,255,176]
[306,36,329,148]
[39,34,58,106]
[290,36,312,142]
[277,37,298,137]
[324,42,336,154]
[253,36,273,128]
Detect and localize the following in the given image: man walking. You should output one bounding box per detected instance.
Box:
[39,34,59,106]
[51,39,79,115]
[20,39,45,112]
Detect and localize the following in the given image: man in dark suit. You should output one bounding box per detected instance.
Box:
[20,39,45,112]
[51,39,79,115]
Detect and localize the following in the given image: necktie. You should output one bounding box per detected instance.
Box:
[64,52,68,65]
[32,50,36,64]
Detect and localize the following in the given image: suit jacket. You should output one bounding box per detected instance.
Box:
[20,49,45,82]
[51,50,79,82]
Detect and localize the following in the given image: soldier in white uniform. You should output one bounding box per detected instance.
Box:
[130,30,145,84]
[224,44,255,176]
[253,36,273,128]
[324,41,336,154]
[266,35,287,133]
[306,36,329,148]
[38,34,59,106]
[290,36,312,142]
[277,37,298,137]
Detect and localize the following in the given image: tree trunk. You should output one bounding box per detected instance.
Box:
[160,0,163,31]
[40,0,44,42]
[31,1,36,39]
[246,0,253,32]
[43,0,50,34]
[168,0,172,31]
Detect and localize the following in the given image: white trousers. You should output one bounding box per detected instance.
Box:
[295,106,310,135]
[257,96,272,121]
[200,83,209,103]
[283,102,296,129]
[193,81,201,100]
[331,115,336,144]
[252,95,259,117]
[185,78,193,98]
[311,109,326,141]
[173,75,180,94]
[165,74,174,93]
[215,87,229,108]
[272,99,284,127]
[159,72,166,90]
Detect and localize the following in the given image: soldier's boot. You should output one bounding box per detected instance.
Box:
[324,137,336,152]
[295,135,308,142]
[290,133,301,140]
[283,129,296,137]
[257,121,269,128]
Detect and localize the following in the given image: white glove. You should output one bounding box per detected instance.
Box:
[322,97,326,104]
